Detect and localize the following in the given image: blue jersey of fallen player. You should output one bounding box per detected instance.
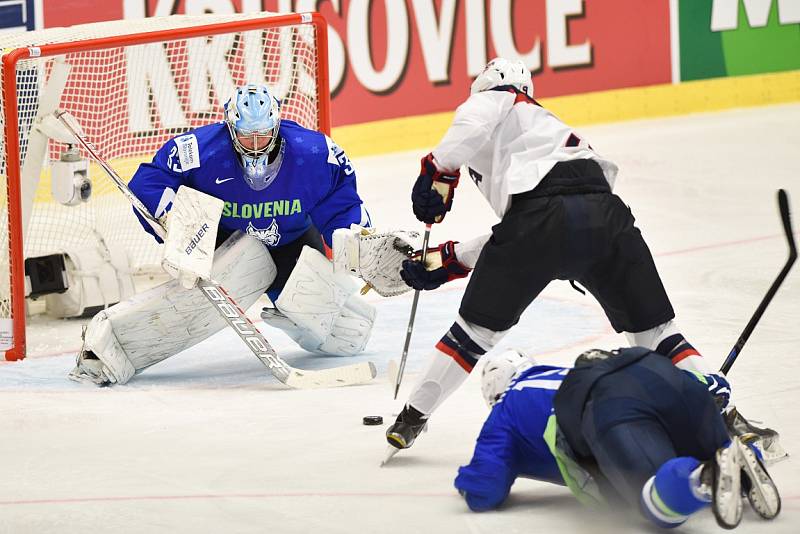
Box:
[454,365,569,511]
[129,119,368,248]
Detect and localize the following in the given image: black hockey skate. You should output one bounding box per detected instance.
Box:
[381,405,429,466]
[738,438,781,520]
[386,405,428,450]
[724,407,786,464]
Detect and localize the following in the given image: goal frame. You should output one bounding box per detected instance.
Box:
[1,12,331,361]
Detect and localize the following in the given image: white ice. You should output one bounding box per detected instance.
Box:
[1,104,799,534]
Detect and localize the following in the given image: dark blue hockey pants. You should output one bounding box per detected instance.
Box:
[579,354,730,506]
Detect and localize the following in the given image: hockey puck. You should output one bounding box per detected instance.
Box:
[362,415,383,426]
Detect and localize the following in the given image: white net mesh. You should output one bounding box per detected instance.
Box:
[0,12,324,358]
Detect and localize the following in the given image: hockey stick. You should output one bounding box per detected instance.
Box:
[54,110,376,389]
[393,223,432,399]
[720,189,796,375]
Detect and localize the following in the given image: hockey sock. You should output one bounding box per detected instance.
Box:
[640,457,709,529]
[408,317,504,415]
[656,334,712,374]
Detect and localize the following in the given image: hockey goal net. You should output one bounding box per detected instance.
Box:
[0,11,330,361]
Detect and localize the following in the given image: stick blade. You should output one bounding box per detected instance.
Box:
[284,361,377,389]
[388,359,399,390]
[777,189,797,256]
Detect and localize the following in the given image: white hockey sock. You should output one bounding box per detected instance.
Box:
[407,315,509,415]
[627,320,714,374]
[407,349,470,415]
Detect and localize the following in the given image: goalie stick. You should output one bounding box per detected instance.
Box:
[720,189,797,375]
[54,110,376,389]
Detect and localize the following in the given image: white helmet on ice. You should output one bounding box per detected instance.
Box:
[481,348,536,408]
[470,57,534,98]
[224,83,281,191]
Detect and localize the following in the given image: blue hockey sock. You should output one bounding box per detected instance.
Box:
[640,457,709,528]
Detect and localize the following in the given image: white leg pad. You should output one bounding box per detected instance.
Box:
[269,246,376,356]
[75,233,276,384]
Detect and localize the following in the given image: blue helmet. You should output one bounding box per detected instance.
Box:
[224,84,281,190]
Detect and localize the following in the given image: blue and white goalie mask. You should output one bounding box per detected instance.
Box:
[224,84,282,191]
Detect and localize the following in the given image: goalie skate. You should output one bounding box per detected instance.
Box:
[68,327,113,387]
[68,351,113,387]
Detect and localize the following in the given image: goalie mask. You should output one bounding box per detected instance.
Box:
[470,58,534,98]
[481,348,536,407]
[224,84,282,191]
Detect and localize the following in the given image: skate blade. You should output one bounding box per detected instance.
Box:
[738,441,782,519]
[380,445,400,467]
[761,440,789,465]
[743,433,789,465]
[67,368,111,387]
[712,439,743,530]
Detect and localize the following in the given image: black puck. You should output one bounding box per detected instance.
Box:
[362,415,384,426]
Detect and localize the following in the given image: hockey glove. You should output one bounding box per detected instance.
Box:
[411,153,460,224]
[685,371,732,411]
[400,240,470,291]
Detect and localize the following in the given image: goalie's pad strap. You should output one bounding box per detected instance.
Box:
[271,246,376,356]
[82,232,276,383]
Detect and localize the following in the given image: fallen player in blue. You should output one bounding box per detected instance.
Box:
[456,347,781,529]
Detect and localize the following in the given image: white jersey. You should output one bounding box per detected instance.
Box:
[432,90,618,219]
[432,89,619,268]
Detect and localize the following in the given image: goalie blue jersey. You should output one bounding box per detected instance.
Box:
[129,119,369,248]
[455,365,569,511]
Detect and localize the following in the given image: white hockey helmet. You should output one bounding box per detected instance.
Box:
[470,58,534,98]
[481,348,536,408]
[224,84,281,190]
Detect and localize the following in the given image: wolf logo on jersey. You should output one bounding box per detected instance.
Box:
[247,219,281,246]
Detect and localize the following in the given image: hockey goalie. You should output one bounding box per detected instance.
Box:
[70,83,416,386]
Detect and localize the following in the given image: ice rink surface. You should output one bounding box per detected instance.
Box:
[1,104,799,533]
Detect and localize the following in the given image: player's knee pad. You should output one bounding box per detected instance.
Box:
[266,246,376,356]
[75,233,276,384]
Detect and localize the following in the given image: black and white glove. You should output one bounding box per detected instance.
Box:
[411,153,460,224]
[400,240,471,291]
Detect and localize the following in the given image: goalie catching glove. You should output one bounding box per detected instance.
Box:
[332,225,420,297]
[400,240,471,291]
[411,153,460,224]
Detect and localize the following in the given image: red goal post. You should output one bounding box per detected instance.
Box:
[0,12,331,361]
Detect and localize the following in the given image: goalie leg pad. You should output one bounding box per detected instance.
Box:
[72,233,276,384]
[267,246,376,356]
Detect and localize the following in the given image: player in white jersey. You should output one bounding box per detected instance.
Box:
[386,58,780,458]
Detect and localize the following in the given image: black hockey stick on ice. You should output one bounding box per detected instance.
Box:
[393,223,432,399]
[720,189,796,375]
[54,110,376,389]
